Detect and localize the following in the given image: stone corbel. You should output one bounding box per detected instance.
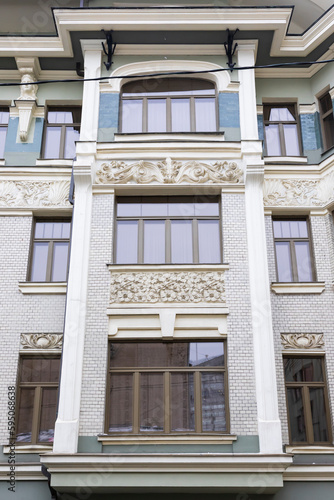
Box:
[14,57,40,142]
[14,100,36,142]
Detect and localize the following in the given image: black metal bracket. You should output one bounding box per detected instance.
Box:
[224,29,239,72]
[41,465,58,500]
[101,30,117,71]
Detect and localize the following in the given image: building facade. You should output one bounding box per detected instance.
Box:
[0,1,334,499]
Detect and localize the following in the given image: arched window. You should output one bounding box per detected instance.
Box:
[120,78,217,134]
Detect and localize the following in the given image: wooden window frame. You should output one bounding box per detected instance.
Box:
[42,106,81,159]
[272,217,315,282]
[105,340,229,436]
[0,106,9,158]
[28,218,71,282]
[16,355,60,445]
[318,91,334,151]
[115,196,222,265]
[120,78,218,134]
[284,356,332,445]
[263,103,302,157]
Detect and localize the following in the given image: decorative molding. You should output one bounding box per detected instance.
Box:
[19,282,67,294]
[271,282,325,294]
[96,159,243,185]
[110,270,225,305]
[98,435,237,446]
[0,180,71,208]
[281,333,324,350]
[14,100,37,142]
[264,172,334,208]
[20,333,63,350]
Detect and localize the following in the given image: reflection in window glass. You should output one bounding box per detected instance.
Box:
[171,373,195,432]
[51,242,69,282]
[109,374,133,432]
[275,242,293,282]
[195,98,216,132]
[171,220,193,263]
[287,387,307,442]
[201,372,226,432]
[38,388,58,442]
[144,221,165,264]
[116,221,138,264]
[122,100,143,133]
[198,220,220,263]
[140,373,164,432]
[265,125,281,156]
[171,98,191,132]
[283,124,300,156]
[44,127,61,159]
[31,242,49,282]
[147,99,166,133]
[295,241,312,281]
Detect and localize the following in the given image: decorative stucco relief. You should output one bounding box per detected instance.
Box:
[96,158,243,185]
[264,171,334,207]
[0,180,71,208]
[20,333,63,350]
[110,271,225,304]
[281,333,324,350]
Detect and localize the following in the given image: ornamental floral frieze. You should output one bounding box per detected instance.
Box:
[281,333,324,350]
[0,180,71,208]
[96,158,243,185]
[264,171,334,207]
[20,333,63,350]
[110,271,226,304]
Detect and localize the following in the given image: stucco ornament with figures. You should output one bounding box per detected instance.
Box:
[110,271,225,304]
[20,333,63,350]
[96,158,243,185]
[264,171,334,207]
[0,180,71,208]
[281,333,324,350]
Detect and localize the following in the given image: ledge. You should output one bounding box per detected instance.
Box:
[18,282,67,294]
[98,434,237,445]
[284,464,334,481]
[114,132,225,143]
[271,282,325,294]
[285,445,334,454]
[108,264,229,273]
[3,444,52,454]
[35,159,73,167]
[264,156,308,164]
[0,463,46,480]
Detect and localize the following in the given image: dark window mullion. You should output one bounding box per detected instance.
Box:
[166,219,171,263]
[193,219,199,263]
[46,241,54,282]
[31,386,42,444]
[190,96,196,132]
[142,97,147,133]
[166,97,171,132]
[138,219,144,264]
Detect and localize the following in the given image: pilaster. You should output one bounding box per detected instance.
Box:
[80,41,102,142]
[237,43,258,141]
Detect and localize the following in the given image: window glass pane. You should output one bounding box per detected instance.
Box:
[273,220,282,238]
[168,202,195,217]
[281,221,291,238]
[16,389,34,443]
[275,242,293,282]
[309,387,329,442]
[289,220,300,238]
[0,110,9,124]
[117,202,142,217]
[189,342,224,367]
[320,93,332,114]
[171,98,191,132]
[287,387,307,442]
[194,201,219,216]
[38,388,58,443]
[201,372,226,432]
[44,127,61,158]
[64,126,80,159]
[44,223,54,239]
[171,373,195,432]
[52,223,63,239]
[195,98,216,132]
[0,128,7,157]
[21,358,60,383]
[198,220,220,263]
[298,220,308,238]
[140,373,164,432]
[295,241,312,281]
[142,203,168,217]
[116,221,138,264]
[51,242,69,282]
[147,99,167,133]
[109,374,133,432]
[171,220,193,263]
[265,125,281,156]
[269,107,295,121]
[31,242,49,282]
[144,221,165,263]
[284,358,323,383]
[122,100,143,133]
[284,124,300,156]
[34,222,45,239]
[62,222,71,238]
[323,114,334,149]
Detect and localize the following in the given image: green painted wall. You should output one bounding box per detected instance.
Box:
[255,79,314,104]
[311,64,334,97]
[36,82,83,105]
[0,480,49,500]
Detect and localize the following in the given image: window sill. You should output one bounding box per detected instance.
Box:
[98,434,237,446]
[3,444,53,454]
[285,445,334,454]
[271,282,325,294]
[0,159,5,166]
[114,132,225,143]
[264,156,308,164]
[19,282,67,294]
[36,159,74,167]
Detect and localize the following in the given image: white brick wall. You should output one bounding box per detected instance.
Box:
[0,216,66,443]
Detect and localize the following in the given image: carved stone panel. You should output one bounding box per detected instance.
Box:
[20,333,63,350]
[110,271,226,304]
[96,158,243,185]
[281,333,324,350]
[0,180,71,208]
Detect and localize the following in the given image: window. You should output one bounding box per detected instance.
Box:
[0,107,9,158]
[273,219,314,282]
[29,220,71,282]
[264,104,301,156]
[121,78,217,133]
[106,341,228,434]
[284,357,331,445]
[16,356,60,444]
[116,196,221,264]
[319,91,334,150]
[43,107,81,159]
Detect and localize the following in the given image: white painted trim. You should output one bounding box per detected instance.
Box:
[264,156,308,164]
[0,464,46,480]
[3,444,52,454]
[80,49,102,142]
[285,445,334,454]
[35,159,74,167]
[237,45,258,141]
[284,465,334,481]
[108,264,229,273]
[18,282,67,294]
[108,60,233,93]
[114,44,228,56]
[0,210,33,217]
[299,104,317,114]
[98,435,237,445]
[271,282,326,294]
[114,133,226,143]
[0,160,5,165]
